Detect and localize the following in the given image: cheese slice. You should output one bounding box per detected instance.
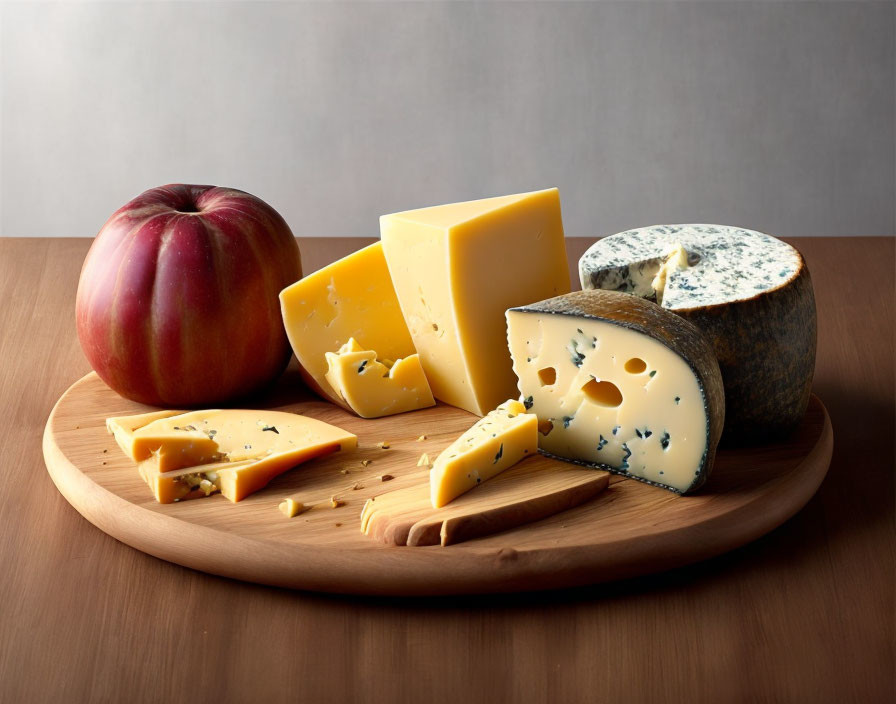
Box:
[279,242,417,407]
[324,338,434,418]
[506,290,724,494]
[108,409,357,503]
[380,188,570,416]
[579,224,816,442]
[429,400,537,508]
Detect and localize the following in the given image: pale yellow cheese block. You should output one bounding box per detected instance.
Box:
[279,242,416,407]
[107,409,357,503]
[324,338,435,418]
[380,188,570,415]
[430,399,538,508]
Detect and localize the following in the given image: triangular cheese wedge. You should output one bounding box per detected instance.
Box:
[429,400,537,508]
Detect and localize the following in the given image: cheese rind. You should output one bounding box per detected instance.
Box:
[579,225,816,442]
[323,338,435,418]
[429,400,538,508]
[279,242,416,407]
[108,409,357,503]
[507,290,724,494]
[380,188,570,415]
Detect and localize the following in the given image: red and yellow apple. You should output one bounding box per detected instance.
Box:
[76,184,302,406]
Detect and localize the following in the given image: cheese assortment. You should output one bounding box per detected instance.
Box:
[380,188,571,416]
[82,185,823,545]
[579,225,816,442]
[324,338,434,418]
[107,409,356,503]
[279,242,417,411]
[506,290,725,493]
[429,400,538,508]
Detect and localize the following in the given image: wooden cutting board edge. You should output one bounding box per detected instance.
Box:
[42,374,834,596]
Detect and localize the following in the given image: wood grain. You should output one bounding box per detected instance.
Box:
[360,463,610,546]
[44,366,830,593]
[1,237,893,704]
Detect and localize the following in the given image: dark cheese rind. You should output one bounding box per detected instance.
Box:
[579,225,817,443]
[509,290,725,494]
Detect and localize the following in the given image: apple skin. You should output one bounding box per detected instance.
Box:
[76,184,302,406]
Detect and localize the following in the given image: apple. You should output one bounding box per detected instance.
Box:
[76,184,302,406]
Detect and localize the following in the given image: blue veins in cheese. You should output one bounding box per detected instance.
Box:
[577,224,817,444]
[506,290,725,494]
[578,224,803,309]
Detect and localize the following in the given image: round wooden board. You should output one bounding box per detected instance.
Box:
[44,371,833,596]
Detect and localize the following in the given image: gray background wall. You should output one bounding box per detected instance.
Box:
[1,0,893,238]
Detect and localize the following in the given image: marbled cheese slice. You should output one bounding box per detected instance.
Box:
[108,409,357,503]
[506,290,724,494]
[430,400,538,508]
[324,338,435,418]
[579,224,816,442]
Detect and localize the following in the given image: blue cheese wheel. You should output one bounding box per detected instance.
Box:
[578,225,817,443]
[507,290,724,494]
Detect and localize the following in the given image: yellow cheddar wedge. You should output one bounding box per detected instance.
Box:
[380,188,570,416]
[430,400,538,508]
[279,242,417,407]
[107,409,357,503]
[323,338,435,418]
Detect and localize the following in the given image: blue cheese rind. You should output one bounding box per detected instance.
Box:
[506,290,725,494]
[579,225,816,442]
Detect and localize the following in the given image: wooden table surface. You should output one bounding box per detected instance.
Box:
[0,236,892,703]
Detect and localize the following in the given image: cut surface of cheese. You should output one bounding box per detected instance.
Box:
[323,338,435,418]
[279,242,416,407]
[429,400,538,508]
[108,409,357,503]
[579,225,816,442]
[506,290,724,494]
[380,188,570,416]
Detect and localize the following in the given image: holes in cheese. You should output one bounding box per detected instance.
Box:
[429,400,538,508]
[279,242,417,409]
[323,338,435,419]
[538,367,557,386]
[107,409,357,503]
[506,290,724,494]
[581,378,623,407]
[624,357,647,374]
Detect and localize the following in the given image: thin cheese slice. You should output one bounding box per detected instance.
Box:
[107,409,357,503]
[380,188,570,416]
[279,242,417,407]
[429,400,538,508]
[324,338,435,418]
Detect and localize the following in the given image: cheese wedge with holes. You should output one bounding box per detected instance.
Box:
[506,290,724,494]
[579,225,816,442]
[107,409,357,503]
[430,400,538,508]
[279,242,417,407]
[380,188,570,416]
[324,338,434,418]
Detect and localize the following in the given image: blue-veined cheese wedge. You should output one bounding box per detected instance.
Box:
[429,400,538,507]
[506,290,724,494]
[578,225,816,443]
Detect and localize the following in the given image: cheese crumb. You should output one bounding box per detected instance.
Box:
[416,435,427,442]
[279,499,305,518]
[377,441,390,449]
[417,453,431,467]
[330,496,345,508]
[360,459,371,467]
